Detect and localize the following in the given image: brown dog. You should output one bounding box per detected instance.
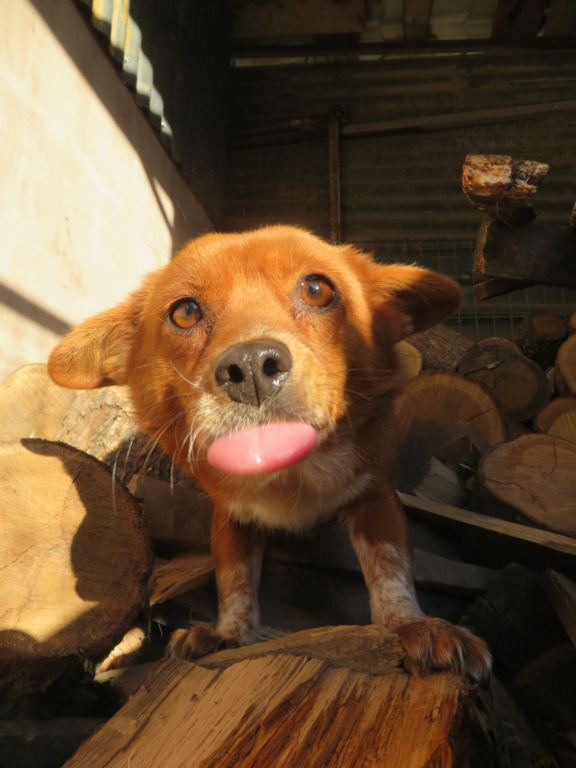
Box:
[49,225,491,683]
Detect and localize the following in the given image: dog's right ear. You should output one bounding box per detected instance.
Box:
[48,294,141,389]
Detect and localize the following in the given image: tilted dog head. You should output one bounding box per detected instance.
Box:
[49,226,461,489]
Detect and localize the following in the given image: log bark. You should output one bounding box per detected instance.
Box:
[555,334,576,396]
[516,310,568,369]
[477,434,576,537]
[394,371,507,446]
[55,386,186,486]
[64,626,509,768]
[458,345,551,423]
[0,440,152,713]
[462,153,549,226]
[407,324,474,372]
[0,363,77,441]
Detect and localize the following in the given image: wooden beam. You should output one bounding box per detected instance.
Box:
[340,99,576,138]
[492,0,547,40]
[404,0,431,41]
[473,221,576,288]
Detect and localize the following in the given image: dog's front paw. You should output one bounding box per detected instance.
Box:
[396,617,491,686]
[167,626,241,661]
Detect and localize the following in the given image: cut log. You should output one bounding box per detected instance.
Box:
[398,492,576,574]
[477,336,522,357]
[0,363,77,441]
[458,346,550,423]
[477,434,576,537]
[473,221,576,289]
[555,334,576,396]
[0,440,152,714]
[407,324,474,372]
[64,626,509,768]
[462,153,549,226]
[516,310,568,369]
[394,371,507,446]
[533,397,576,434]
[394,339,423,380]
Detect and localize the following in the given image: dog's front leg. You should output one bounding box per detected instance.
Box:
[168,505,264,661]
[344,491,491,685]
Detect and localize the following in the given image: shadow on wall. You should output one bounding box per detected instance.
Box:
[30,0,213,256]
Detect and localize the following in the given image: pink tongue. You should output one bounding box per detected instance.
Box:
[207,422,317,475]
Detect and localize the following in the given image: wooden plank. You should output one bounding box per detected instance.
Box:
[492,0,547,40]
[398,492,576,562]
[473,221,576,288]
[340,99,576,137]
[404,0,431,41]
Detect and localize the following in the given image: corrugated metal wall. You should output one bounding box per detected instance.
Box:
[225,50,576,338]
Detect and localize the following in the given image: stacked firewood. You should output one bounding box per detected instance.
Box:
[1,317,575,766]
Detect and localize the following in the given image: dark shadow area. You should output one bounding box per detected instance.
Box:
[0,281,70,335]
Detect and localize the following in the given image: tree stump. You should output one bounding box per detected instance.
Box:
[0,440,152,715]
[477,434,576,537]
[64,626,508,768]
[516,310,568,370]
[394,371,507,446]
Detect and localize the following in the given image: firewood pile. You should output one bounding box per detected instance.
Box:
[2,156,576,766]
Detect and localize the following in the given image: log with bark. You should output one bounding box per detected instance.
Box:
[64,626,509,768]
[457,343,551,423]
[516,310,568,370]
[462,153,549,226]
[406,323,474,372]
[0,439,152,715]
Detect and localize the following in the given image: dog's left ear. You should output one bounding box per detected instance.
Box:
[370,263,463,342]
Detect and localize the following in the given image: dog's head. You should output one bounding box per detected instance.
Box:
[49,226,461,482]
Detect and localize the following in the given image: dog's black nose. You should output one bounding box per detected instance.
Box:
[214,340,292,406]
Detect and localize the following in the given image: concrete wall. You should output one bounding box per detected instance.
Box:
[0,0,213,381]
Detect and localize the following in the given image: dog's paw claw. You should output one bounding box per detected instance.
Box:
[396,618,492,686]
[167,627,239,661]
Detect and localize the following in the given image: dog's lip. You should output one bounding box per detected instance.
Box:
[206,421,318,475]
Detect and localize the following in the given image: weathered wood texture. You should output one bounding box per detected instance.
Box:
[462,153,549,225]
[407,324,474,371]
[65,627,507,768]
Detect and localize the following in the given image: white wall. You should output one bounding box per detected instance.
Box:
[0,0,213,380]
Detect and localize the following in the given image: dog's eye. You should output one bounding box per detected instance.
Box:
[170,299,202,329]
[300,276,336,308]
